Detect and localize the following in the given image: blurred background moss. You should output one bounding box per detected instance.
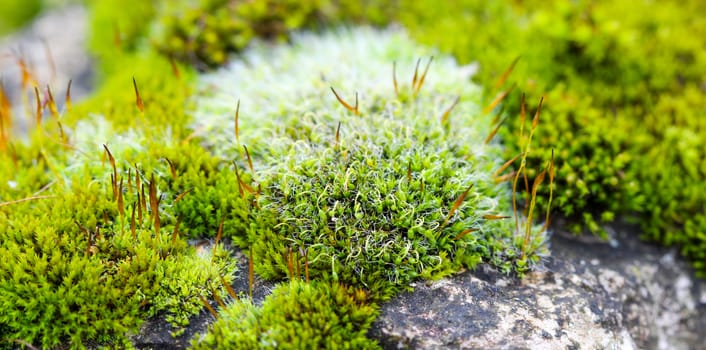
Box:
[0,0,42,35]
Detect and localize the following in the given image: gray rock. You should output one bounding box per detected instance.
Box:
[368,223,706,350]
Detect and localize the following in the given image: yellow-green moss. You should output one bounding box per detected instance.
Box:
[1,37,237,350]
[0,0,41,35]
[87,0,398,69]
[192,280,379,349]
[0,142,238,345]
[399,0,706,275]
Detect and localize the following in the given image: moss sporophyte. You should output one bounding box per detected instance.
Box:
[189,27,553,347]
[2,17,551,349]
[399,0,706,277]
[191,27,551,294]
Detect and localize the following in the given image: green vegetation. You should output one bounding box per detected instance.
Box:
[3,0,705,347]
[0,120,238,346]
[3,3,550,346]
[0,0,42,35]
[398,0,706,275]
[1,34,239,348]
[194,29,549,302]
[85,0,706,277]
[88,0,396,69]
[192,280,379,349]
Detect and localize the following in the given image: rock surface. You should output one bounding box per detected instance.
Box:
[369,223,706,350]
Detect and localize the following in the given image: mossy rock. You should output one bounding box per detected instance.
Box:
[192,28,549,301]
[192,280,379,349]
[398,0,706,274]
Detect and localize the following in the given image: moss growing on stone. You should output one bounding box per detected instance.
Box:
[1,42,239,349]
[192,28,549,302]
[191,280,379,349]
[398,0,706,275]
[0,158,236,346]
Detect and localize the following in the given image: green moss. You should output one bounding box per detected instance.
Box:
[153,0,324,68]
[0,0,41,35]
[151,0,401,68]
[149,244,237,337]
[0,145,238,346]
[193,28,548,302]
[0,181,143,348]
[87,0,397,69]
[192,280,379,349]
[1,49,238,349]
[398,0,706,275]
[634,86,706,273]
[19,0,701,345]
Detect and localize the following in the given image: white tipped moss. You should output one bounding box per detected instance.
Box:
[194,27,485,160]
[192,26,549,293]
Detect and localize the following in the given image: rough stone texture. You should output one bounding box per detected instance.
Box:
[369,222,706,350]
[0,5,93,131]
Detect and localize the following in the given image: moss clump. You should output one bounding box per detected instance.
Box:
[399,0,706,275]
[192,280,379,349]
[88,0,398,69]
[634,86,706,275]
[153,0,325,68]
[0,136,238,345]
[1,44,239,348]
[193,28,549,302]
[152,0,399,68]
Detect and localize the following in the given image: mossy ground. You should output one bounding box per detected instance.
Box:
[2,0,705,348]
[397,0,706,275]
